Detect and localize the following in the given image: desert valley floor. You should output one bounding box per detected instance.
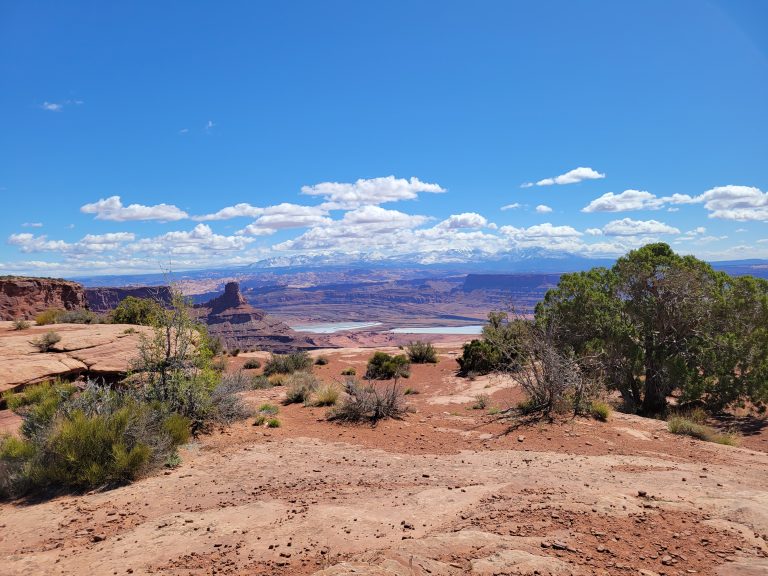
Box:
[2,346,768,576]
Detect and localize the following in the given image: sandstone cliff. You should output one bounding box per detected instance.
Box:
[0,276,88,321]
[85,286,174,314]
[194,282,324,352]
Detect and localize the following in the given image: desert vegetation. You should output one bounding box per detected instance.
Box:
[0,289,251,498]
[327,378,408,424]
[263,351,313,376]
[365,351,410,380]
[406,340,438,364]
[535,243,768,415]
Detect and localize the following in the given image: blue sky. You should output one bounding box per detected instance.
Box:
[1,0,767,276]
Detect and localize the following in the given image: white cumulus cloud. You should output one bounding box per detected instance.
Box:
[695,185,768,222]
[535,204,553,214]
[193,203,264,221]
[435,212,489,229]
[524,167,605,187]
[301,176,445,209]
[602,218,680,236]
[81,196,189,222]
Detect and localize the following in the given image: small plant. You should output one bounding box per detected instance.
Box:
[230,348,240,357]
[341,367,356,376]
[251,375,272,389]
[266,418,281,428]
[283,372,320,405]
[589,400,611,421]
[487,406,501,415]
[263,351,313,376]
[327,378,408,424]
[35,309,62,326]
[268,374,287,387]
[314,356,329,366]
[406,341,438,364]
[403,387,419,395]
[31,331,62,352]
[472,393,490,410]
[310,383,340,407]
[667,416,739,445]
[164,452,182,468]
[257,403,279,415]
[122,327,137,335]
[253,414,267,426]
[243,358,262,370]
[365,351,410,380]
[12,319,31,330]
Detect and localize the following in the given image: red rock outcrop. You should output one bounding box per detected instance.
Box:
[85,286,174,313]
[194,282,324,352]
[0,276,88,321]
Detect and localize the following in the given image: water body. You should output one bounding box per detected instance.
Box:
[291,321,383,333]
[389,325,484,335]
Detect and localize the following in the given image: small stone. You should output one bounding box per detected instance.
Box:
[517,435,525,442]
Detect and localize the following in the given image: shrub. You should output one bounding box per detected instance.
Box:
[209,372,253,424]
[341,367,356,376]
[283,372,320,405]
[56,309,99,324]
[243,358,262,370]
[457,339,499,376]
[472,393,490,410]
[327,378,408,424]
[314,356,329,366]
[667,416,739,445]
[257,403,279,415]
[406,341,438,364]
[266,418,281,428]
[110,297,163,326]
[310,383,340,407]
[403,387,418,395]
[230,348,240,357]
[35,309,63,325]
[163,413,191,445]
[263,351,313,376]
[253,414,267,426]
[251,375,272,389]
[365,352,410,380]
[12,319,31,330]
[268,374,287,387]
[30,331,62,352]
[589,401,611,421]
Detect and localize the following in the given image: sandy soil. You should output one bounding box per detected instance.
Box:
[2,347,768,576]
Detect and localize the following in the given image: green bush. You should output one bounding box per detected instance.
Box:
[263,351,313,376]
[31,331,62,352]
[110,297,163,326]
[12,319,31,330]
[243,358,262,370]
[257,403,279,415]
[283,372,320,405]
[365,352,410,380]
[589,401,611,421]
[406,341,438,364]
[457,339,499,376]
[314,355,329,366]
[341,367,356,376]
[266,417,281,428]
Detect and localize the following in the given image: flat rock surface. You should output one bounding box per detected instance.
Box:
[0,321,152,392]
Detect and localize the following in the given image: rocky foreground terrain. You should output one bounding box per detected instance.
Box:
[2,347,767,576]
